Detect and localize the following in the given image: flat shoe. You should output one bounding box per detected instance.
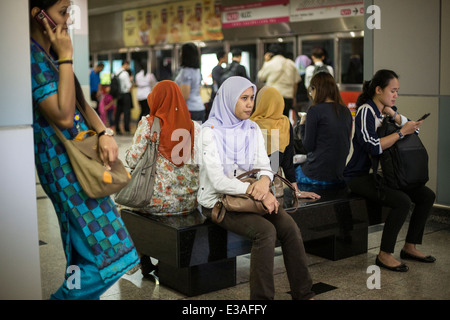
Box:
[400,250,436,263]
[376,256,409,272]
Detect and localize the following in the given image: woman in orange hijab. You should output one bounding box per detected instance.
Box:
[125,80,200,215]
[125,80,201,278]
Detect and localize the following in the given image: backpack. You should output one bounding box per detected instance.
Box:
[114,117,161,208]
[110,71,123,99]
[372,117,429,190]
[219,62,239,86]
[313,64,330,76]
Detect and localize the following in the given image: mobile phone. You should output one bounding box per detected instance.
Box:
[417,113,430,121]
[34,10,57,33]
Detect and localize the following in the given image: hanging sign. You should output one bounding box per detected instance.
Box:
[221,0,289,29]
[290,0,364,22]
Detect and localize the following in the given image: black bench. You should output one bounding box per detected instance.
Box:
[120,185,369,296]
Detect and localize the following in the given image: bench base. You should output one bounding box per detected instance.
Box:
[158,258,236,297]
[121,186,369,296]
[303,228,368,261]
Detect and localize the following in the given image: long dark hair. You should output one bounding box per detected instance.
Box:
[310,72,345,116]
[180,42,200,69]
[356,69,399,108]
[29,0,58,10]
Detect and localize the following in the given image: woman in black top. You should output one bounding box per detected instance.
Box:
[297,72,353,185]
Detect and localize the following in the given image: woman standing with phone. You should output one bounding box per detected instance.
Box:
[344,70,436,272]
[29,0,139,299]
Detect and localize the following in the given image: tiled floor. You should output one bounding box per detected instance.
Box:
[37,134,450,300]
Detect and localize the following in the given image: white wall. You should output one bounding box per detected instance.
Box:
[0,0,42,299]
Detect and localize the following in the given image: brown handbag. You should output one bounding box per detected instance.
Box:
[211,169,298,223]
[45,102,131,199]
[39,52,131,199]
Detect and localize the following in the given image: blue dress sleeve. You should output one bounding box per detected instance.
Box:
[30,43,59,105]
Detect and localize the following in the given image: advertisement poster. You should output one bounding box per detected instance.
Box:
[123,0,223,47]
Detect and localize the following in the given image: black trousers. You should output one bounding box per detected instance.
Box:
[347,174,435,253]
[115,93,132,133]
[283,98,293,118]
[138,99,150,120]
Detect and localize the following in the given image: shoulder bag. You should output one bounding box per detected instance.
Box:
[211,169,298,223]
[38,49,130,199]
[114,117,161,208]
[44,101,131,199]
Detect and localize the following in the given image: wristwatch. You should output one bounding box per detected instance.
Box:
[98,128,114,138]
[397,130,404,140]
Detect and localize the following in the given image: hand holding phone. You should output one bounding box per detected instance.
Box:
[417,113,430,121]
[34,10,57,33]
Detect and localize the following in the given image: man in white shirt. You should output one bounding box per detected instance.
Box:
[115,61,133,134]
[257,44,300,119]
[304,47,334,89]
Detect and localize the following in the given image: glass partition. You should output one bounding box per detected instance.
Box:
[339,37,364,85]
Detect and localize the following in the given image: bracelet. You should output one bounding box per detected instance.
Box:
[392,111,398,119]
[58,58,73,62]
[58,59,73,65]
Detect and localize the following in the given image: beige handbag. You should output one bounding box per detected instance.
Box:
[45,103,131,199]
[211,169,298,223]
[39,51,130,199]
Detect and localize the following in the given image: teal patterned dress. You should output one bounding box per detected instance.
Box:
[30,40,139,297]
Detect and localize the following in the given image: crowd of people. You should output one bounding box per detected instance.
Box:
[29,0,436,300]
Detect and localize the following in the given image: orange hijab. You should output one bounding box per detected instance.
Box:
[146,81,195,166]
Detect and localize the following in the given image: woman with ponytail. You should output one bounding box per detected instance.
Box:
[344,70,436,272]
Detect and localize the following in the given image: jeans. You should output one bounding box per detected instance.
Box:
[347,174,436,253]
[202,206,315,300]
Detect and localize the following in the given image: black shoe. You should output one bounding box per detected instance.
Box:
[400,250,436,263]
[376,256,409,272]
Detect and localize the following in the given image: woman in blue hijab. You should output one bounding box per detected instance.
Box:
[197,77,314,300]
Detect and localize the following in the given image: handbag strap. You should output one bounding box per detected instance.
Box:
[236,168,299,210]
[236,169,294,191]
[146,116,161,144]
